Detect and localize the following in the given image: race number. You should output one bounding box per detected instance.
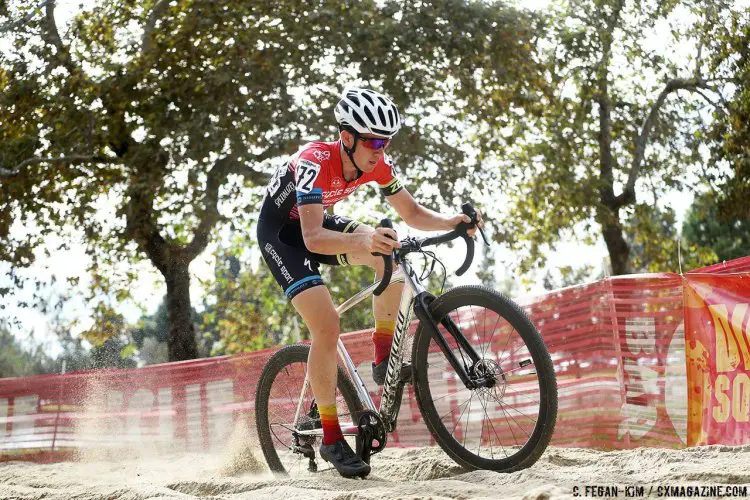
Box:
[296,159,321,193]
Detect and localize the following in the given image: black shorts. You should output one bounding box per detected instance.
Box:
[257,213,361,300]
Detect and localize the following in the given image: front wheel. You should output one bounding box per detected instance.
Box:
[412,285,557,472]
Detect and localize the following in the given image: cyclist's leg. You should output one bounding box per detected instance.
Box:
[346,225,404,381]
[291,286,370,476]
[314,214,405,323]
[290,286,341,435]
[259,217,369,476]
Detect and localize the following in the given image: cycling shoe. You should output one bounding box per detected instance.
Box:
[372,360,388,386]
[319,439,371,478]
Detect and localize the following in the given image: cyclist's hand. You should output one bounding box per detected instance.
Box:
[368,227,401,254]
[450,210,484,237]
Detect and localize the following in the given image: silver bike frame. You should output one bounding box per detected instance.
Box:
[294,257,427,436]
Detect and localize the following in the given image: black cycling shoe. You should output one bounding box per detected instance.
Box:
[319,439,371,478]
[372,360,388,386]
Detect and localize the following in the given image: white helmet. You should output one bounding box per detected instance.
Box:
[334,88,401,138]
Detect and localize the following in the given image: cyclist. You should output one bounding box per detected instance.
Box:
[257,87,483,478]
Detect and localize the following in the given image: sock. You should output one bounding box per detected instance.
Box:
[318,403,344,445]
[373,319,396,366]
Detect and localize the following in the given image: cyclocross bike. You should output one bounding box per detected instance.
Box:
[255,203,558,477]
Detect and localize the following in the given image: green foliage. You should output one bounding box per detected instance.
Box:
[495,0,743,275]
[0,0,543,360]
[682,191,750,265]
[706,15,750,221]
[0,323,58,378]
[200,240,300,355]
[542,265,595,291]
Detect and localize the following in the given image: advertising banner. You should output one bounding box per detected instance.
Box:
[684,274,750,446]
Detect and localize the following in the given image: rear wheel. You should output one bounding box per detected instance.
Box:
[412,286,557,472]
[255,344,364,476]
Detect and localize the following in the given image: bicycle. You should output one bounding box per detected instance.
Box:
[255,203,558,477]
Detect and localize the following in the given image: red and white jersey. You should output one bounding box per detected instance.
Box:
[261,140,404,222]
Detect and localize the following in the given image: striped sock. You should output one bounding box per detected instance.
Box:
[373,319,396,366]
[318,403,344,445]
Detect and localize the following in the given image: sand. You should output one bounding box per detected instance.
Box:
[1,444,750,499]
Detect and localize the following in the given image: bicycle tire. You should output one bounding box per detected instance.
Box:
[412,285,557,472]
[255,343,364,476]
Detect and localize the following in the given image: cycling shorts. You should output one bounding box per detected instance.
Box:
[257,213,361,300]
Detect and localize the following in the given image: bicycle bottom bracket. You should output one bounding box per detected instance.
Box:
[355,410,387,464]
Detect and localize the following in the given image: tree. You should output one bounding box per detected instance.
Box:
[0,0,544,362]
[0,322,57,378]
[496,0,742,276]
[542,265,595,291]
[129,294,206,364]
[682,191,750,264]
[706,13,750,221]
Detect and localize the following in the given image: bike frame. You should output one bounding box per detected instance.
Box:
[293,256,426,437]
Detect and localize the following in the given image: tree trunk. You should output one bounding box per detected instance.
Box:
[165,262,199,361]
[601,215,631,276]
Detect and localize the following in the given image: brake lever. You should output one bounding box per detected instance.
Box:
[461,202,489,246]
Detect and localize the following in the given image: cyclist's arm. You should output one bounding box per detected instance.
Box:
[299,204,369,255]
[386,188,455,231]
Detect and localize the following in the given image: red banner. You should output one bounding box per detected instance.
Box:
[3,256,750,461]
[684,273,750,446]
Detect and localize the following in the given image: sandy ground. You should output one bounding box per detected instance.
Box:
[1,444,750,500]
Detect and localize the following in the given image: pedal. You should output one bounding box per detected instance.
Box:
[355,410,387,464]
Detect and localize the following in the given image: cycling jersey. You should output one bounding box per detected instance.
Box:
[257,140,404,300]
[260,140,403,223]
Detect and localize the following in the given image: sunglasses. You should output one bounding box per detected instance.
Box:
[358,136,391,150]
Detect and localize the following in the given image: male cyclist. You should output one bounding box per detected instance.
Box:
[257,88,483,478]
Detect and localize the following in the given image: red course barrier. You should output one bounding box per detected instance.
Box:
[2,256,749,462]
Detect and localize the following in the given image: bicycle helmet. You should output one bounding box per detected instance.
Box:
[334,88,401,138]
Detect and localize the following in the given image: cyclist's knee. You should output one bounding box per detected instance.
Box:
[309,311,341,343]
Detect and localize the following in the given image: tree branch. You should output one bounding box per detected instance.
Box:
[595,0,623,210]
[184,155,233,262]
[616,77,712,207]
[43,0,77,74]
[141,0,172,55]
[0,155,123,179]
[0,12,35,34]
[183,141,296,261]
[123,152,170,274]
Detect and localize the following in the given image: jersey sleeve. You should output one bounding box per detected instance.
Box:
[294,149,328,206]
[375,153,404,197]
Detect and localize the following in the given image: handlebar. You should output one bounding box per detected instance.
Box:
[372,219,395,296]
[373,202,486,295]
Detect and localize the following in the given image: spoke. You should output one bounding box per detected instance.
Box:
[494,397,538,429]
[478,401,485,458]
[462,391,475,448]
[498,362,536,377]
[483,388,538,425]
[498,398,522,446]
[448,396,474,438]
[468,305,482,357]
[489,309,504,357]
[430,390,463,405]
[498,332,533,367]
[438,396,472,425]
[480,395,508,458]
[481,305,489,359]
[503,384,542,405]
